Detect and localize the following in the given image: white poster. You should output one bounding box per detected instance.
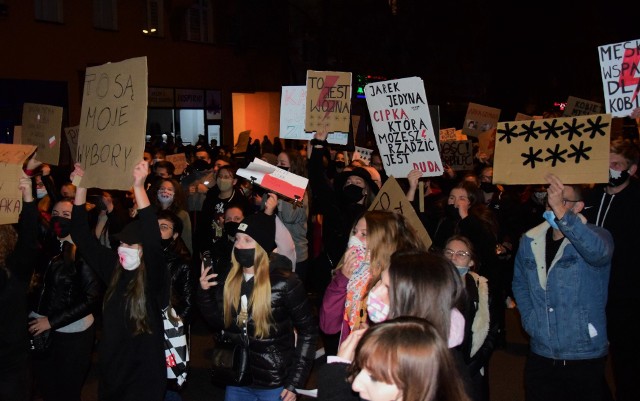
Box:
[365,77,442,178]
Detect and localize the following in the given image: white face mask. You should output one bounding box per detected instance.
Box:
[157,191,174,205]
[118,246,141,271]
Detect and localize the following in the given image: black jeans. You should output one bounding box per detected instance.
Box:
[32,324,96,401]
[524,352,607,401]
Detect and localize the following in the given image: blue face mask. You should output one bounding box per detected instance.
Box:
[542,210,559,230]
[455,266,470,276]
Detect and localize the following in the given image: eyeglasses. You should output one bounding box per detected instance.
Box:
[562,199,581,206]
[443,249,471,259]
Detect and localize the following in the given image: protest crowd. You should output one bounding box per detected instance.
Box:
[2,75,640,401]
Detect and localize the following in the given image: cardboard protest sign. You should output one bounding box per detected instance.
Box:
[439,140,473,171]
[279,86,348,145]
[598,38,640,117]
[0,144,37,224]
[12,126,22,144]
[440,127,457,142]
[515,113,532,121]
[365,77,442,178]
[21,103,63,165]
[463,103,501,137]
[353,146,373,164]
[305,70,352,133]
[234,130,251,154]
[368,176,432,250]
[76,56,147,190]
[563,95,605,116]
[477,128,496,159]
[64,126,79,163]
[237,157,308,202]
[165,153,187,175]
[493,114,611,184]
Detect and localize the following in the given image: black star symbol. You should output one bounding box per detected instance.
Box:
[519,121,541,142]
[539,119,562,140]
[583,115,610,139]
[545,143,568,167]
[567,140,592,163]
[521,146,543,169]
[561,118,585,141]
[498,123,519,144]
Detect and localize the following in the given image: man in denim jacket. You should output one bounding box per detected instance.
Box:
[512,173,613,401]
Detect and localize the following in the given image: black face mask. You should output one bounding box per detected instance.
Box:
[445,204,460,220]
[278,166,289,171]
[608,169,630,187]
[160,238,173,249]
[234,248,255,268]
[343,184,365,204]
[480,182,497,193]
[224,221,240,237]
[335,161,345,169]
[50,216,72,238]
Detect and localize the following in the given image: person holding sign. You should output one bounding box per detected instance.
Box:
[512,174,613,401]
[0,171,38,401]
[308,131,380,276]
[70,161,170,401]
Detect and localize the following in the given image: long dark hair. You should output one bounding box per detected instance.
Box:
[104,257,150,335]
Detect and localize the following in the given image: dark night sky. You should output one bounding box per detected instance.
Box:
[276,0,639,127]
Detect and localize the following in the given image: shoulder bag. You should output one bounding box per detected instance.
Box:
[210,319,251,387]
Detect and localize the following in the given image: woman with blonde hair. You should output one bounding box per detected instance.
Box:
[198,199,318,401]
[319,210,426,352]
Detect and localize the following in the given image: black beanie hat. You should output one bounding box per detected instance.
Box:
[113,219,144,245]
[237,212,276,254]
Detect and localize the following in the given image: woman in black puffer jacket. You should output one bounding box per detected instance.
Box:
[198,205,318,401]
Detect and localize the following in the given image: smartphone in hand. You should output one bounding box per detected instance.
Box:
[201,253,214,273]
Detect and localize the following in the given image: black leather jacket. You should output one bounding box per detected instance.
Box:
[197,254,318,391]
[29,241,102,330]
[164,237,194,324]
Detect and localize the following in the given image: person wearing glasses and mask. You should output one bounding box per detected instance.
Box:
[512,173,613,401]
[581,138,640,401]
[444,235,500,401]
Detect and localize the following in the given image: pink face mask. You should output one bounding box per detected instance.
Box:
[366,286,390,323]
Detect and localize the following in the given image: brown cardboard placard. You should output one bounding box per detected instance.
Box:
[478,128,496,159]
[76,56,148,190]
[493,114,611,184]
[21,103,63,165]
[305,70,352,133]
[0,144,37,225]
[463,102,501,137]
[165,153,188,175]
[64,125,80,163]
[563,95,605,117]
[439,140,473,171]
[368,176,432,250]
[515,113,532,121]
[234,130,251,154]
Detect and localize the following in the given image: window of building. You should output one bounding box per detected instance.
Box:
[144,0,163,36]
[34,0,63,23]
[93,0,117,30]
[186,0,213,44]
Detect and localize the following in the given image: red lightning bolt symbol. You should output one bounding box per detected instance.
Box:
[317,75,340,122]
[620,47,640,103]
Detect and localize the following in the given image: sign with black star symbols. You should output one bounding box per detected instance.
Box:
[493,114,611,184]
